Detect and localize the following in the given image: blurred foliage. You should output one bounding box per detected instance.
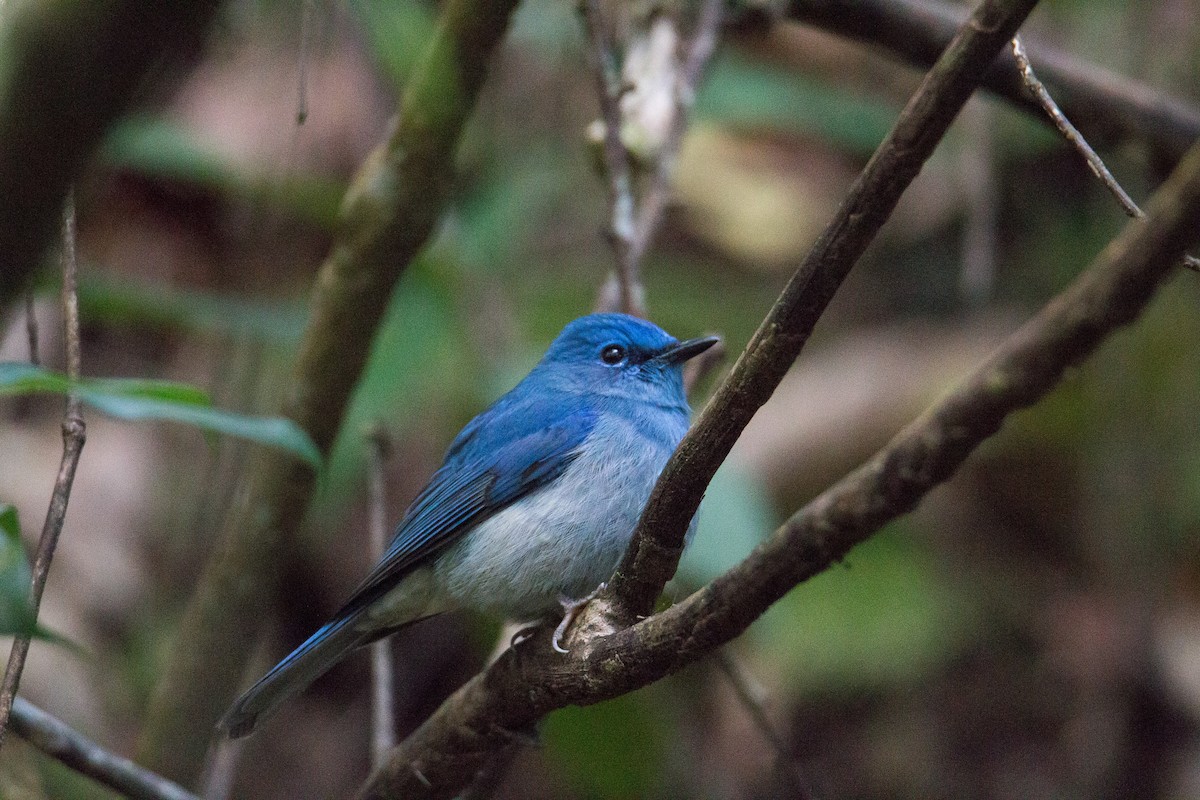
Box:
[2,0,1199,797]
[0,363,320,466]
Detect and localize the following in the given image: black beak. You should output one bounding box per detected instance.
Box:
[655,335,720,365]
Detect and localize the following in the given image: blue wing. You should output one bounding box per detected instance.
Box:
[337,390,597,617]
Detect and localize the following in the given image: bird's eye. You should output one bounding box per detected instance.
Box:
[600,344,627,365]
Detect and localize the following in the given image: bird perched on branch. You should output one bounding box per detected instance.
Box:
[219,313,718,737]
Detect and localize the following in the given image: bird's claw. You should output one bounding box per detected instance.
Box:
[552,582,606,654]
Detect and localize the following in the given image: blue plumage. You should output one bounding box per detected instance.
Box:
[219,313,717,737]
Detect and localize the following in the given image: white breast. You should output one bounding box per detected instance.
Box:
[432,412,684,621]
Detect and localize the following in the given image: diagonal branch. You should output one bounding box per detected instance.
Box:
[358,99,1200,800]
[603,0,1042,622]
[134,0,522,785]
[11,698,199,800]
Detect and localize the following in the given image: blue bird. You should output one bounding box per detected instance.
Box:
[219,313,718,737]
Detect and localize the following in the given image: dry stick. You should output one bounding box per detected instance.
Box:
[581,0,642,316]
[1010,37,1200,273]
[359,126,1200,800]
[24,292,39,366]
[356,3,1042,798]
[603,0,1044,623]
[367,427,396,769]
[296,0,314,126]
[625,0,724,272]
[713,650,812,799]
[10,698,199,800]
[0,194,86,748]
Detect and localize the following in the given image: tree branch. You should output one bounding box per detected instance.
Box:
[783,0,1200,167]
[0,0,219,309]
[134,0,521,785]
[10,698,199,800]
[359,102,1200,800]
[0,195,86,748]
[604,0,1041,623]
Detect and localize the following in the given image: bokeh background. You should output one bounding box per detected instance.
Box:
[2,0,1200,797]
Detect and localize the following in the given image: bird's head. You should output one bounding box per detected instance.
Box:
[539,313,719,406]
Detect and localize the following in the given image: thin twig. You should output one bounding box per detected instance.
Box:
[367,426,396,769]
[1010,37,1200,272]
[10,698,200,800]
[626,0,724,271]
[581,0,642,316]
[24,292,40,366]
[714,650,813,799]
[296,0,314,125]
[0,192,87,749]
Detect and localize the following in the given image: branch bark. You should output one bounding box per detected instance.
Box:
[134,0,521,786]
[0,0,219,308]
[784,0,1200,167]
[359,103,1200,800]
[10,698,199,800]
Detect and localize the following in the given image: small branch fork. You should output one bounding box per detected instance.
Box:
[0,193,87,748]
[367,426,397,769]
[583,0,725,317]
[1010,37,1200,273]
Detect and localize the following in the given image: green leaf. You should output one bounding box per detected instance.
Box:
[80,391,322,468]
[0,364,321,468]
[0,505,36,637]
[0,362,71,395]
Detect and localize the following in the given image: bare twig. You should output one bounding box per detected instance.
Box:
[626,0,724,272]
[24,291,39,366]
[1010,37,1200,272]
[10,698,199,800]
[367,426,396,769]
[0,193,87,749]
[581,0,642,316]
[586,0,726,317]
[714,650,812,799]
[296,0,315,126]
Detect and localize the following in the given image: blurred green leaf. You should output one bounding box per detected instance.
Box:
[678,461,776,587]
[0,364,321,468]
[759,525,980,694]
[0,505,36,637]
[696,53,897,154]
[78,274,309,342]
[349,0,438,90]
[101,117,344,229]
[544,689,673,798]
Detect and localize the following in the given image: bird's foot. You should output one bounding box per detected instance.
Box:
[552,582,607,654]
